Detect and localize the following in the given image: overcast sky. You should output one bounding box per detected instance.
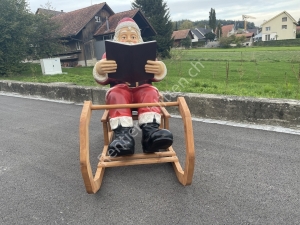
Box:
[27,0,300,26]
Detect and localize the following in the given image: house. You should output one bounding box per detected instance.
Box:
[171,29,194,47]
[191,28,211,43]
[297,26,300,34]
[235,32,255,46]
[261,11,297,41]
[253,32,262,42]
[42,3,156,67]
[221,24,235,37]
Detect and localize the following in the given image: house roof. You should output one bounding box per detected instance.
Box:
[172,29,193,40]
[93,8,156,37]
[35,8,65,16]
[198,27,212,34]
[236,32,254,38]
[221,24,234,37]
[261,11,297,26]
[191,28,211,40]
[191,29,203,39]
[94,9,156,37]
[94,9,139,35]
[51,3,114,37]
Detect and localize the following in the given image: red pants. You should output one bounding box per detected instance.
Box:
[106,84,161,118]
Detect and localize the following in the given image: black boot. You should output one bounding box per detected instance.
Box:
[141,122,173,153]
[108,125,135,157]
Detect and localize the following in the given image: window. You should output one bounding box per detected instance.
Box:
[266,26,271,31]
[76,41,81,50]
[282,25,287,29]
[282,17,287,22]
[95,16,101,23]
[265,34,270,41]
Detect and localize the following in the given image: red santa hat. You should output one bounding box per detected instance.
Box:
[113,17,143,42]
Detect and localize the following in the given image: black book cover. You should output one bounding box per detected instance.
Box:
[105,40,157,84]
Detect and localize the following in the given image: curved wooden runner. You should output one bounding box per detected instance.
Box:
[79,97,195,194]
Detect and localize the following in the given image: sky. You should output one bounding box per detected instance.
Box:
[27,0,300,27]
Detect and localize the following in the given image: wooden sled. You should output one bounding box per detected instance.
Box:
[79,97,195,194]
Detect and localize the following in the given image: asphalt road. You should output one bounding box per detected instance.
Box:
[0,94,299,225]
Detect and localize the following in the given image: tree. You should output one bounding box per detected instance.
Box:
[215,22,222,39]
[204,32,216,41]
[132,0,173,58]
[27,13,63,60]
[180,36,192,49]
[219,36,235,48]
[298,18,300,26]
[172,21,178,31]
[0,0,34,75]
[40,0,56,10]
[0,0,62,76]
[179,20,193,29]
[219,35,245,48]
[209,8,216,32]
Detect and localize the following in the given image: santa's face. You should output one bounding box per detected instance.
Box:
[118,27,139,44]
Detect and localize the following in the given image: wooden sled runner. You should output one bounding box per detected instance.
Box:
[79,97,195,194]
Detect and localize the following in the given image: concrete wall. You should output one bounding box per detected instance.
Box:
[1,80,299,129]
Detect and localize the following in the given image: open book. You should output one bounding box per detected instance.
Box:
[105,40,157,84]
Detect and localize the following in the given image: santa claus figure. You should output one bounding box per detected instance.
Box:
[93,17,173,156]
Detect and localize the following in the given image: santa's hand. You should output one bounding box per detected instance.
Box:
[145,60,167,81]
[95,59,117,75]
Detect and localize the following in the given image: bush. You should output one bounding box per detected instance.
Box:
[253,38,300,47]
[180,36,192,49]
[219,35,247,48]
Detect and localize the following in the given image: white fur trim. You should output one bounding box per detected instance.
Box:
[154,62,167,81]
[110,116,133,130]
[116,21,140,33]
[113,21,143,43]
[138,112,161,125]
[93,62,108,83]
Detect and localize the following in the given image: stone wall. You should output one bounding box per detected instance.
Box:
[1,80,299,129]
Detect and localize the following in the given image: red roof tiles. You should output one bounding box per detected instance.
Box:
[221,24,234,37]
[172,29,191,40]
[94,9,140,36]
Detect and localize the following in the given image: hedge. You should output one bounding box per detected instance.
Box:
[253,38,300,47]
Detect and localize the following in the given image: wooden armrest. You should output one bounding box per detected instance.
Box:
[101,110,109,122]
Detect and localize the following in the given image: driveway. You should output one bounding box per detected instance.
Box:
[0,95,299,224]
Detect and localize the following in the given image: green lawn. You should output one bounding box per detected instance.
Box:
[2,46,300,100]
[171,46,300,62]
[156,60,300,99]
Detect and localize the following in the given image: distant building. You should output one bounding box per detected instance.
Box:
[171,29,194,47]
[261,11,297,41]
[235,32,255,46]
[191,28,212,43]
[221,24,235,37]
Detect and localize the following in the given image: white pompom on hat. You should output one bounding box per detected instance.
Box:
[113,17,143,42]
